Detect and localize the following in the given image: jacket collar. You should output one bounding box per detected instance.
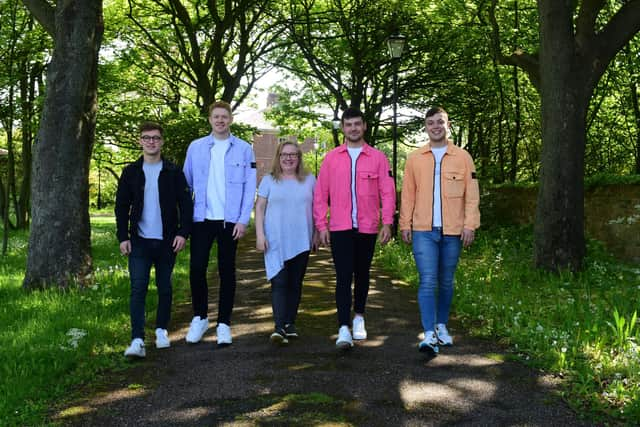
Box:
[419,140,457,156]
[336,142,372,155]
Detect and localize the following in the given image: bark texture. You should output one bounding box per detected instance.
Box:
[23,0,104,288]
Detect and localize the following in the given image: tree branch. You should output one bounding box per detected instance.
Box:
[21,0,55,37]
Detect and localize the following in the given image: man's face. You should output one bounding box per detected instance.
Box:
[341,117,366,143]
[139,129,163,156]
[208,107,232,135]
[425,112,449,144]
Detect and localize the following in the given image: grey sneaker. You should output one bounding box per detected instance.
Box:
[418,331,439,355]
[270,328,289,346]
[435,323,453,346]
[336,325,354,350]
[284,324,298,338]
[124,338,146,358]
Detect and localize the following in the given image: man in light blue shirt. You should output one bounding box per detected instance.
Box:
[183,101,256,347]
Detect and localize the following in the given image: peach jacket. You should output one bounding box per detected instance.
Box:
[399,141,480,235]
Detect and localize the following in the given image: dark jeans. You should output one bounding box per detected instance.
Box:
[270,251,310,329]
[330,229,377,327]
[129,236,176,340]
[190,220,238,325]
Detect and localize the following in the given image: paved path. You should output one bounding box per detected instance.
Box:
[57,235,592,426]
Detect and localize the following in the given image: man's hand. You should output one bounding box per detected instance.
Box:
[378,224,392,245]
[401,230,412,244]
[120,240,131,256]
[172,236,186,253]
[461,228,475,248]
[318,229,330,246]
[232,223,246,240]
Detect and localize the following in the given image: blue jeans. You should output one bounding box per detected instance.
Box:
[412,228,462,333]
[129,237,176,340]
[270,251,310,329]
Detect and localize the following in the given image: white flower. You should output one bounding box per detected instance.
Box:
[536,324,544,332]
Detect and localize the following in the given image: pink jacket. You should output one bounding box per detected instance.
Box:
[313,143,396,234]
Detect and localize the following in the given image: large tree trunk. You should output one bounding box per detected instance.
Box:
[23,1,103,289]
[534,1,590,272]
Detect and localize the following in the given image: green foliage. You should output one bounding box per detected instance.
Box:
[376,225,640,423]
[0,216,190,425]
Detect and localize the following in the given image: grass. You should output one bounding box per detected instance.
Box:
[376,224,640,424]
[0,216,190,425]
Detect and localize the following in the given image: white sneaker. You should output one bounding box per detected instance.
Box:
[124,338,146,358]
[216,323,232,346]
[155,328,170,349]
[336,325,353,349]
[435,323,453,346]
[186,316,209,343]
[352,316,367,340]
[418,331,439,355]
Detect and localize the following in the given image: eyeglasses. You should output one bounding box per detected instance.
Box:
[141,135,162,142]
[280,153,299,158]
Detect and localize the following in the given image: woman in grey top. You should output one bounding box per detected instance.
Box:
[255,141,316,345]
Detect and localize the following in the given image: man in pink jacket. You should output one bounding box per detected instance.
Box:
[313,107,396,349]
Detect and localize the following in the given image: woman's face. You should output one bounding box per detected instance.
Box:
[279,145,300,174]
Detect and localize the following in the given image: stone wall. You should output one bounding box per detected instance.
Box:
[482,185,640,264]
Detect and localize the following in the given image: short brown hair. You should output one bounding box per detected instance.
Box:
[425,106,448,119]
[139,121,163,135]
[208,101,232,116]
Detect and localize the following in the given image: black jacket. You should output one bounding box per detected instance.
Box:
[115,156,193,242]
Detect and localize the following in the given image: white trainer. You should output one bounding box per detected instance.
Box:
[124,338,146,358]
[336,325,353,350]
[185,316,209,343]
[216,323,233,346]
[352,316,367,340]
[418,331,439,355]
[435,323,453,346]
[155,328,170,349]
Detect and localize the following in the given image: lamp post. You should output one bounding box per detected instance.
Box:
[313,140,320,176]
[387,33,406,235]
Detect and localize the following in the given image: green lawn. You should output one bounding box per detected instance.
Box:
[377,225,640,424]
[0,216,190,425]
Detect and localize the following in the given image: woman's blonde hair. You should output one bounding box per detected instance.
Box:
[270,141,308,182]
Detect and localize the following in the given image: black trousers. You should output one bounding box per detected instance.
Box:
[270,251,310,329]
[329,229,377,327]
[189,220,238,325]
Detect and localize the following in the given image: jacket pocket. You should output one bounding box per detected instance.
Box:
[357,171,379,196]
[443,171,465,198]
[226,161,247,184]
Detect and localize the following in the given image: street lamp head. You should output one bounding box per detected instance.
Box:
[387,33,406,59]
[313,142,320,150]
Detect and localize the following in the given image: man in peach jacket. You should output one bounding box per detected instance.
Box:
[400,106,480,356]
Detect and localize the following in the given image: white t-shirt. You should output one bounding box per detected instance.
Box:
[206,137,230,220]
[431,146,447,227]
[347,146,363,228]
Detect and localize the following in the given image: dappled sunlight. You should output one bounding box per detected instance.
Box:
[399,378,497,408]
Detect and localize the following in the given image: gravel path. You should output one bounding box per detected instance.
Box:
[55,236,593,426]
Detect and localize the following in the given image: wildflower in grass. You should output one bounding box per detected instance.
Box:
[536,324,544,333]
[61,328,88,350]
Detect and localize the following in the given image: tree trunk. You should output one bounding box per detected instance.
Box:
[534,2,588,272]
[23,1,103,289]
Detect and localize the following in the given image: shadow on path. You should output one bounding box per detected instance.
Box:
[55,235,593,426]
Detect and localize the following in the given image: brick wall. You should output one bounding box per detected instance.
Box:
[482,185,640,263]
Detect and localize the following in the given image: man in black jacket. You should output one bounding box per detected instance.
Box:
[115,122,193,358]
